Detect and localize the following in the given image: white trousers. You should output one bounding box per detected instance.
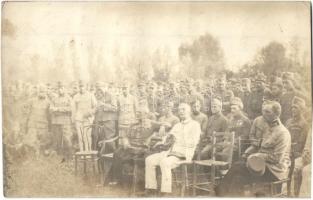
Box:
[75,121,92,152]
[145,151,180,193]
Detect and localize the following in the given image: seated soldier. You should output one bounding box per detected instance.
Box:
[145,103,201,195]
[147,101,179,154]
[216,101,291,197]
[109,99,155,186]
[197,97,228,160]
[227,97,251,161]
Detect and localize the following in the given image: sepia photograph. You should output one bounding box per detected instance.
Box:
[2,1,312,197]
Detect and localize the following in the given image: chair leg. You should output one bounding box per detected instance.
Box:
[132,161,138,196]
[75,155,78,176]
[181,165,187,197]
[83,155,87,175]
[192,163,197,196]
[92,156,96,175]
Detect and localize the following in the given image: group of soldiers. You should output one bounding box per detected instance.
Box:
[3,71,311,196]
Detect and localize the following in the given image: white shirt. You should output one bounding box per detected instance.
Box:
[169,118,201,161]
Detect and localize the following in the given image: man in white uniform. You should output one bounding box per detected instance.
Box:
[145,103,201,195]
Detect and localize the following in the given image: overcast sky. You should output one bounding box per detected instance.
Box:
[2,1,311,81]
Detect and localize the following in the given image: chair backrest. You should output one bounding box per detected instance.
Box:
[212,131,235,165]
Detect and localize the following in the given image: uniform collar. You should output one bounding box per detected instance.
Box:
[181,118,192,124]
[269,118,281,127]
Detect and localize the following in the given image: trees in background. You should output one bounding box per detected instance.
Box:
[178,33,226,79]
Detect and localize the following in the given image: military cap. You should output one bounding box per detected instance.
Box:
[211,97,222,106]
[121,83,128,88]
[57,81,64,88]
[255,73,266,83]
[263,88,273,100]
[230,97,243,110]
[292,96,306,110]
[78,80,84,87]
[225,90,234,98]
[247,154,266,176]
[272,78,283,88]
[282,72,294,81]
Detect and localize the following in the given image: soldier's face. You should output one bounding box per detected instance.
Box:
[192,101,201,114]
[79,85,85,93]
[241,83,249,92]
[262,104,276,123]
[59,87,65,95]
[211,103,222,114]
[122,87,128,95]
[217,80,226,90]
[73,86,78,94]
[291,106,300,117]
[255,81,264,91]
[283,80,293,91]
[271,85,280,96]
[231,105,240,115]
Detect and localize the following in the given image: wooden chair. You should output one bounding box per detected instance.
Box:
[172,160,194,197]
[192,131,235,196]
[74,124,99,177]
[120,124,150,197]
[239,138,296,197]
[98,135,119,185]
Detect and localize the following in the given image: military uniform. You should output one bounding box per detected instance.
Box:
[227,112,251,161]
[216,118,291,197]
[118,93,137,139]
[92,89,118,153]
[285,115,309,158]
[280,90,303,124]
[111,111,156,185]
[73,91,97,151]
[50,94,73,159]
[249,116,270,142]
[199,112,228,159]
[26,96,50,154]
[248,89,264,120]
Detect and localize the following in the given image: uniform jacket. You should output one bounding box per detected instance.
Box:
[285,116,309,157]
[258,119,291,180]
[50,94,72,125]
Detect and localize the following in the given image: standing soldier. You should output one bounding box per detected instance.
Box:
[191,99,208,135]
[25,85,50,158]
[117,84,137,142]
[203,82,213,117]
[285,97,309,196]
[137,82,147,103]
[50,82,73,161]
[285,97,309,158]
[270,78,284,102]
[73,81,97,152]
[91,87,118,153]
[240,78,251,117]
[248,74,266,120]
[280,77,303,124]
[147,83,158,115]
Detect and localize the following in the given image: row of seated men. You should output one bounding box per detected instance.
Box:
[96,95,309,197]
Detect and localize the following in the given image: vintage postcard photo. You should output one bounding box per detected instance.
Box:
[2,1,312,197]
